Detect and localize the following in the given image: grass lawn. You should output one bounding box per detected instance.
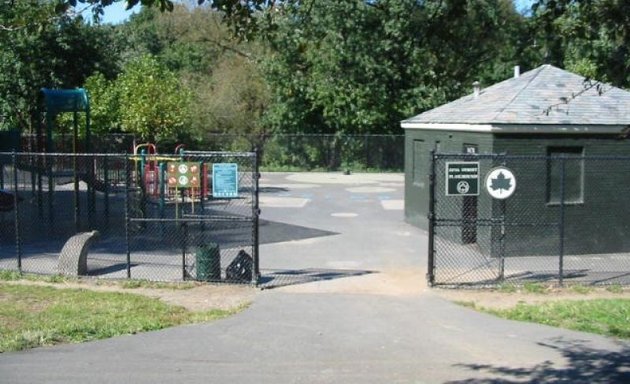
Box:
[482,299,630,339]
[0,282,242,352]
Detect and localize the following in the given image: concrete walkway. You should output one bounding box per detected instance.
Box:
[1,172,629,383]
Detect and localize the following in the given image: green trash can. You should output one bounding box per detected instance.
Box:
[196,243,221,281]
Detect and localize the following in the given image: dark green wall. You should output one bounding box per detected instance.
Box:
[405,129,630,257]
[404,129,493,229]
[495,134,630,256]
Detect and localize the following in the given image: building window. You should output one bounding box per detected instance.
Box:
[547,146,584,204]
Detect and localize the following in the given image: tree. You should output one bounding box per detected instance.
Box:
[0,2,121,132]
[60,0,281,40]
[261,0,527,135]
[115,5,269,145]
[117,55,192,143]
[84,55,193,144]
[531,0,630,88]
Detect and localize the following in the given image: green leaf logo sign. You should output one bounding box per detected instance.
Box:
[485,167,516,199]
[490,172,512,192]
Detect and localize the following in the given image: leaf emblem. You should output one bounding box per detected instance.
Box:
[490,172,512,192]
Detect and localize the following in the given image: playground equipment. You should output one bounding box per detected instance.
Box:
[39,88,91,153]
[131,143,213,218]
[32,89,96,231]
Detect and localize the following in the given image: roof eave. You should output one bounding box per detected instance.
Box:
[400,122,628,134]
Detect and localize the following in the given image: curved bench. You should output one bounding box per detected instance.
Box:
[58,230,100,276]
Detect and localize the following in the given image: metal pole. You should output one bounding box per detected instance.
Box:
[252,149,261,285]
[559,156,566,286]
[124,155,131,279]
[74,153,80,233]
[427,150,436,286]
[0,158,4,190]
[181,222,188,281]
[103,156,109,223]
[88,155,96,226]
[159,162,165,219]
[13,152,21,273]
[499,200,506,281]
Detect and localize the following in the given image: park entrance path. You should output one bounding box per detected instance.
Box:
[1,173,628,383]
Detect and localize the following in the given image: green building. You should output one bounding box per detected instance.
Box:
[402,65,630,256]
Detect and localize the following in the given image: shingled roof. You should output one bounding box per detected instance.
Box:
[402,65,630,129]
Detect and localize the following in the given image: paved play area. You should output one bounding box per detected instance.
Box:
[257,172,424,290]
[1,172,629,383]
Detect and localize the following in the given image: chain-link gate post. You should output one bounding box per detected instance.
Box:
[124,155,131,279]
[427,150,436,286]
[497,155,508,281]
[252,148,261,285]
[13,151,22,273]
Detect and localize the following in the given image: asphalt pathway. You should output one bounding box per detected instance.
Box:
[1,172,629,383]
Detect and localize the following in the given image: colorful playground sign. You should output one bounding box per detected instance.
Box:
[212,163,239,198]
[167,162,201,189]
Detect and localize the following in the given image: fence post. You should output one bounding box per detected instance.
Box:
[558,156,566,286]
[103,155,109,222]
[124,155,131,279]
[498,200,506,281]
[252,148,261,285]
[427,150,436,286]
[13,152,22,273]
[73,154,80,233]
[181,221,188,281]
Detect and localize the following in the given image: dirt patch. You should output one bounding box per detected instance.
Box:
[3,279,258,312]
[276,269,630,309]
[432,286,630,310]
[277,268,428,296]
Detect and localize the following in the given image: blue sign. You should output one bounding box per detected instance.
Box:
[212,163,239,198]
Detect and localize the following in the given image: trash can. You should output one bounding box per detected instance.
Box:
[196,243,221,281]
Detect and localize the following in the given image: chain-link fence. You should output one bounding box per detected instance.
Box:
[428,152,630,287]
[205,133,404,171]
[0,151,259,283]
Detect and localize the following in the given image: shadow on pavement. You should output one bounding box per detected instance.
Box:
[446,338,630,383]
[259,268,375,289]
[260,219,338,245]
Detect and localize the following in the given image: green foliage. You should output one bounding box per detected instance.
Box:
[262,0,526,135]
[85,72,122,134]
[0,2,121,132]
[606,284,624,294]
[522,282,548,294]
[0,283,240,352]
[497,284,518,293]
[571,284,594,295]
[0,270,22,281]
[116,5,269,146]
[117,54,192,142]
[531,0,630,88]
[488,299,630,339]
[68,0,281,40]
[82,55,193,143]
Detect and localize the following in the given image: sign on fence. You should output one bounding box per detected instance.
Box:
[212,163,239,198]
[167,162,201,189]
[485,167,516,199]
[445,162,479,196]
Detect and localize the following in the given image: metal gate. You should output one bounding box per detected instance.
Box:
[428,152,630,287]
